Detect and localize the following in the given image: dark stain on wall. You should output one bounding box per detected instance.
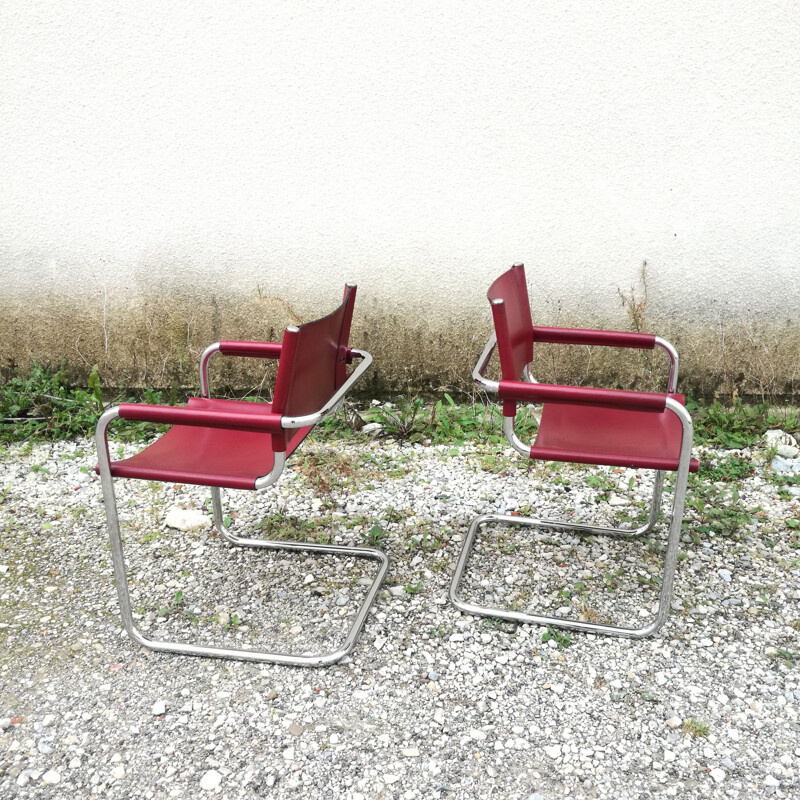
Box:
[1,287,799,402]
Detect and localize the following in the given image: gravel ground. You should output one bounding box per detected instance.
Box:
[1,428,799,799]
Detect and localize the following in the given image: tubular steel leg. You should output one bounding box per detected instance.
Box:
[101,481,388,666]
[449,467,689,638]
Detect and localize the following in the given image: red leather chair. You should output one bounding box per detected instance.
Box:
[449,264,697,638]
[95,284,388,665]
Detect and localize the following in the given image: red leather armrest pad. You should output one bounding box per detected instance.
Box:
[532,326,656,349]
[118,404,284,432]
[218,341,282,359]
[498,381,667,412]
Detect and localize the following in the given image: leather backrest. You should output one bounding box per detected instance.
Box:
[487,264,533,381]
[271,284,357,417]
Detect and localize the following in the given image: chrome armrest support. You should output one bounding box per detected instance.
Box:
[472,333,500,393]
[654,336,679,393]
[95,406,121,482]
[281,349,373,429]
[199,342,222,398]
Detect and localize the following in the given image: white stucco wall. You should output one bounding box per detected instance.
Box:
[2,1,799,323]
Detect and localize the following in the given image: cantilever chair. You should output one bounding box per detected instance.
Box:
[449,264,697,638]
[95,284,388,666]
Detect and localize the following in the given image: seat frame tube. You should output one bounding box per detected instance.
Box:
[95,348,387,666]
[455,332,693,638]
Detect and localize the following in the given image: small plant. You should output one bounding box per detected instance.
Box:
[603,569,624,592]
[541,626,571,649]
[257,514,332,544]
[295,449,361,496]
[364,397,426,443]
[403,580,423,595]
[699,457,755,483]
[363,522,388,548]
[772,647,795,669]
[406,528,446,553]
[618,262,649,333]
[682,718,709,737]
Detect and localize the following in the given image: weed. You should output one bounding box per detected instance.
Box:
[0,362,102,442]
[295,449,361,496]
[618,262,649,333]
[257,514,332,544]
[541,626,571,649]
[406,528,447,553]
[700,457,755,483]
[429,624,453,639]
[684,482,753,540]
[682,718,709,737]
[364,396,426,443]
[694,401,800,449]
[772,647,795,669]
[403,580,423,595]
[603,569,624,592]
[363,523,388,548]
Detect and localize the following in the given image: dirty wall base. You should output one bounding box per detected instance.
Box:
[1,289,799,402]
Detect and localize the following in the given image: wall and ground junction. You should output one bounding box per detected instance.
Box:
[2,2,799,398]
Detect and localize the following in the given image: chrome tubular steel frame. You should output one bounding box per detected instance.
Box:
[95,349,388,666]
[454,334,693,638]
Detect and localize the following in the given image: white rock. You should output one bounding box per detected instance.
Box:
[111,765,125,780]
[469,729,487,741]
[777,444,799,458]
[41,770,61,785]
[152,700,167,716]
[362,423,383,436]
[401,748,420,757]
[544,745,561,759]
[200,769,222,790]
[164,507,211,531]
[664,750,677,762]
[434,709,446,726]
[282,747,295,761]
[549,683,565,696]
[666,716,682,728]
[765,429,796,447]
[709,768,725,783]
[383,774,400,784]
[764,775,780,787]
